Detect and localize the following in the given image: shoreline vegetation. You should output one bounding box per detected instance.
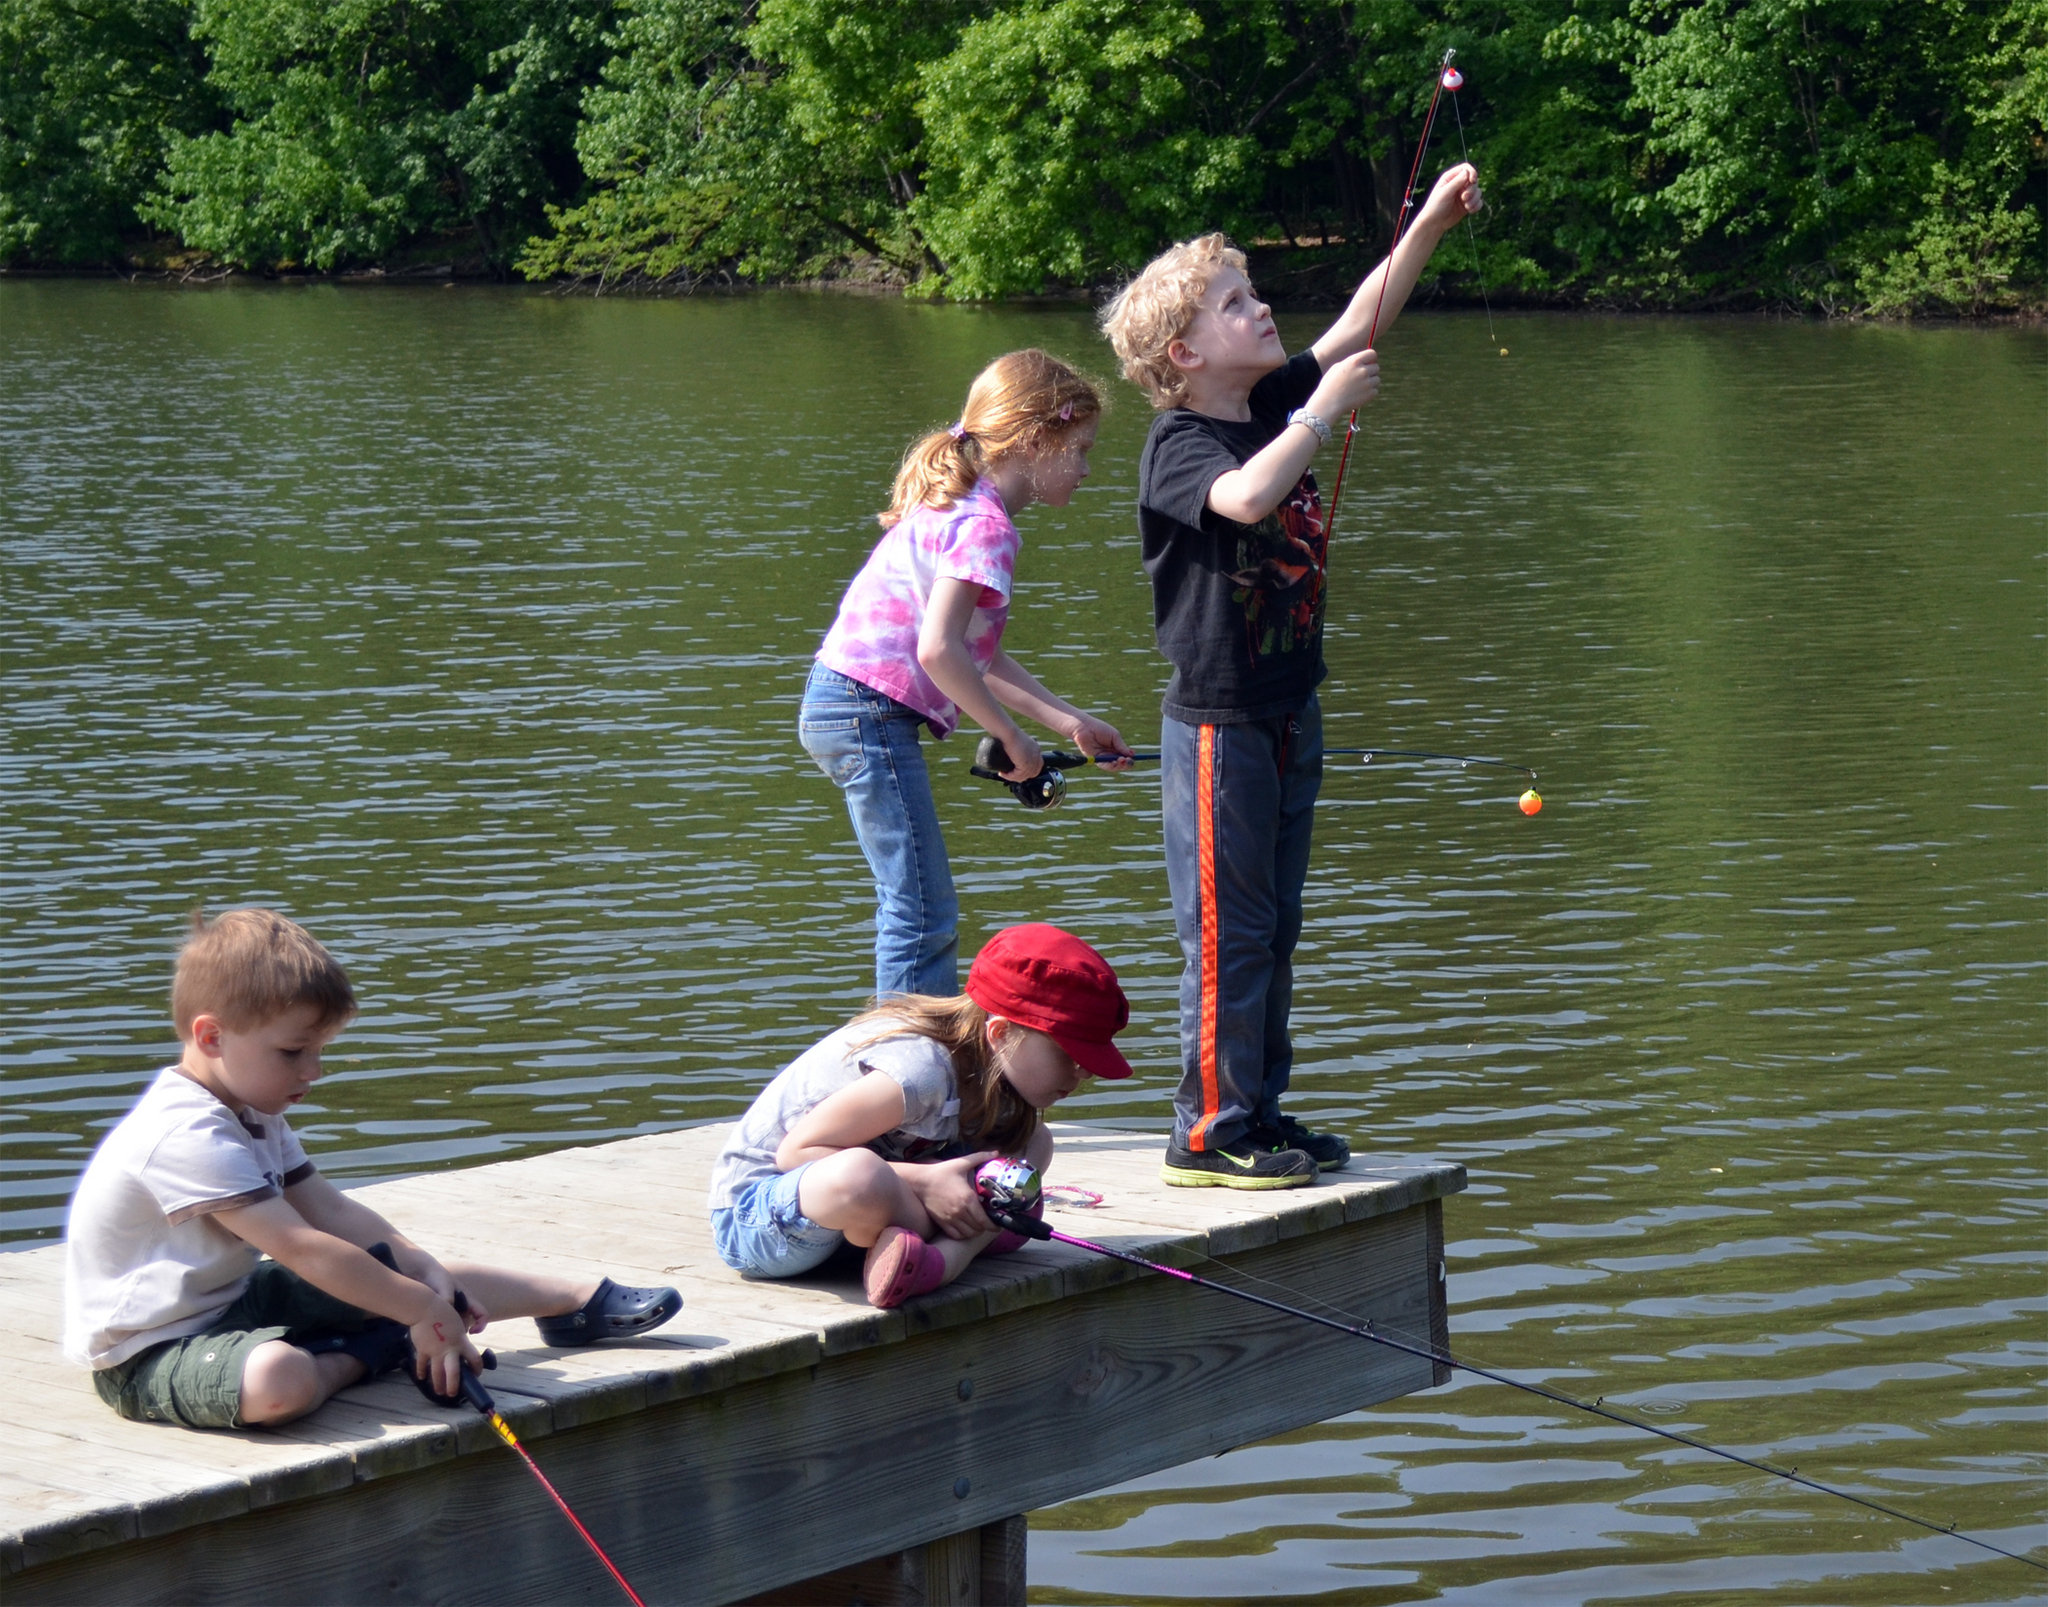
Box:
[3,1,2041,319]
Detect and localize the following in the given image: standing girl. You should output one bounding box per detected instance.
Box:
[708,925,1130,1308]
[802,350,1133,1001]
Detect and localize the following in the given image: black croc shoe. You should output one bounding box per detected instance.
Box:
[536,1278,683,1347]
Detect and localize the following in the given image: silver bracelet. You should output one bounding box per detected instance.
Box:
[1286,408,1332,446]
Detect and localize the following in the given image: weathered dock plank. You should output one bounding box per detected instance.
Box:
[1,1122,1462,1605]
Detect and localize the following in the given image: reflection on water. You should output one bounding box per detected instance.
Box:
[2,283,2041,1601]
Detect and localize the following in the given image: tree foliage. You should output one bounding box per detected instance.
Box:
[2,0,2040,313]
[0,0,215,263]
[143,0,613,271]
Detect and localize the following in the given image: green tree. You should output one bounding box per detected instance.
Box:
[145,0,612,271]
[0,0,214,264]
[1627,0,2043,311]
[519,0,933,287]
[912,0,1269,297]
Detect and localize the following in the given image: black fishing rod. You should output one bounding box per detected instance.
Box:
[971,736,1543,813]
[970,1165,2045,1576]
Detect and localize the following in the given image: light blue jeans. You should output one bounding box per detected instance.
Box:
[799,661,959,998]
[712,1165,844,1277]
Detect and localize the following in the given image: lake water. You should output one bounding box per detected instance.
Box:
[2,281,2041,1602]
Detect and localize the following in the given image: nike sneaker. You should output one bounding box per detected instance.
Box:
[1161,1135,1316,1189]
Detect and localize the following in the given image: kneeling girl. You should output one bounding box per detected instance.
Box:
[709,925,1128,1307]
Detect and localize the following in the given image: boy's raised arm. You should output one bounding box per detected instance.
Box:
[1312,163,1481,368]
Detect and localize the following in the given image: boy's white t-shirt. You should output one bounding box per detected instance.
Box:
[708,1025,962,1210]
[63,1066,314,1368]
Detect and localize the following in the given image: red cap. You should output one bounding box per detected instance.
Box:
[966,925,1132,1080]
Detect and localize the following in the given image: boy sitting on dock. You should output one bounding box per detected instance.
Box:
[62,908,682,1430]
[1101,164,1481,1190]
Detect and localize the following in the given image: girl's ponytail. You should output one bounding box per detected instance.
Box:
[881,428,982,530]
[879,349,1103,528]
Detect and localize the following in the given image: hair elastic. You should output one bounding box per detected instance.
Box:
[1057,402,1073,422]
[948,422,970,441]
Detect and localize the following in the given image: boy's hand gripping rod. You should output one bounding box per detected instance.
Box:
[969,1165,2044,1576]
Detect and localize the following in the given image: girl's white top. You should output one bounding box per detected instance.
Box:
[708,1024,963,1209]
[815,481,1017,735]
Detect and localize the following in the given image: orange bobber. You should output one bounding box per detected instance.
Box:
[1519,789,1543,815]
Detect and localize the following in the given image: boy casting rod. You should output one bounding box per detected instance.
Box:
[968,1166,2045,1576]
[972,735,1541,814]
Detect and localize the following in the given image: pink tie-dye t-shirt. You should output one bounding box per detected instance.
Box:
[817,481,1018,736]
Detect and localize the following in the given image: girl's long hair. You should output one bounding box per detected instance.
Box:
[846,993,1040,1156]
[880,349,1102,528]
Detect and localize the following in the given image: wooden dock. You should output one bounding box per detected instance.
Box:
[1,1122,1463,1606]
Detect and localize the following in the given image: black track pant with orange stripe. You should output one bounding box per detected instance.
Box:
[1160,695,1324,1152]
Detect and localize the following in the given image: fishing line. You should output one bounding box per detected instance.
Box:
[969,735,1541,812]
[984,1192,2044,1575]
[1443,68,1500,349]
[448,1359,649,1607]
[1325,47,1459,545]
[1094,749,1533,779]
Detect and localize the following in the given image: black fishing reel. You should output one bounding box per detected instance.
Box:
[970,736,1090,811]
[974,1157,1051,1239]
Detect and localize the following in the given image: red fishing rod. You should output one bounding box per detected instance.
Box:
[438,1324,648,1607]
[1324,47,1464,543]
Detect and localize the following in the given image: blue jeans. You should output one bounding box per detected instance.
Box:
[1160,695,1324,1151]
[712,1166,844,1277]
[799,662,959,999]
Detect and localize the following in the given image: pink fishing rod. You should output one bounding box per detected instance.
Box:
[971,1163,2044,1576]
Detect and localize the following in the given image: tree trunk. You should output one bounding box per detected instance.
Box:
[1369,126,1406,253]
[1332,141,1370,246]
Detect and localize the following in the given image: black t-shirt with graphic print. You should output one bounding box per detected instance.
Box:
[1136,348,1328,725]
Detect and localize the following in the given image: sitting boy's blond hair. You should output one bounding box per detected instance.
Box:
[172,908,357,1038]
[1099,233,1248,410]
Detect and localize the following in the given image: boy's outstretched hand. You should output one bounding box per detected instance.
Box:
[1418,162,1482,235]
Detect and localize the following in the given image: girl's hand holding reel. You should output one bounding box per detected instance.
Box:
[975,1156,1051,1239]
[971,736,1078,810]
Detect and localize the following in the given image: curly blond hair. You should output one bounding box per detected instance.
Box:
[881,349,1101,528]
[1099,233,1248,409]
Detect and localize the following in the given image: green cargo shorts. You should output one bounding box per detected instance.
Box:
[93,1261,379,1430]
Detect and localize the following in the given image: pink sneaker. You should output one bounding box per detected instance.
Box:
[864,1227,948,1308]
